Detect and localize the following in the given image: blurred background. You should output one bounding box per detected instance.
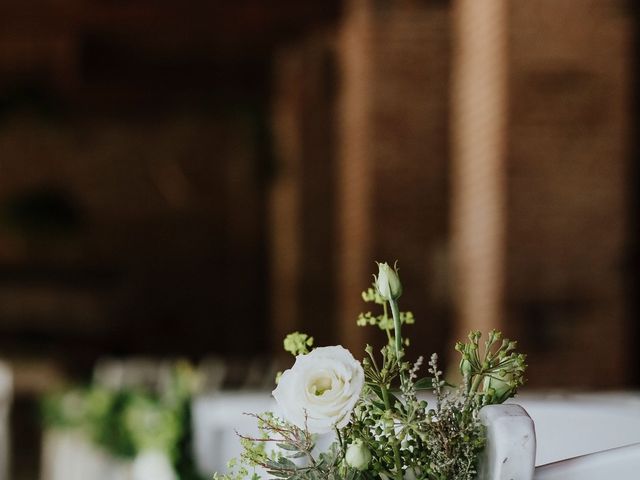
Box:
[0,0,638,478]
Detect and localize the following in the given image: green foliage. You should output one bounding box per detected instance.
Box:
[283,332,314,357]
[123,395,183,458]
[357,285,414,348]
[216,417,374,480]
[456,330,527,406]
[41,386,113,430]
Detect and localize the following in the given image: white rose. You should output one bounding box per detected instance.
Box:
[272,345,364,434]
[131,449,177,480]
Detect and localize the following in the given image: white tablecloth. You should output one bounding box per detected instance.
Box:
[41,390,640,479]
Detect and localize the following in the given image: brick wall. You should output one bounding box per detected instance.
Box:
[269,0,453,358]
[270,31,339,353]
[336,0,452,357]
[0,111,266,364]
[506,0,633,387]
[271,0,636,388]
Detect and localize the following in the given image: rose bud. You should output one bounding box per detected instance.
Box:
[374,262,402,301]
[345,439,372,471]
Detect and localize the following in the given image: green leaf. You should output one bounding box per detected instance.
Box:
[276,443,299,452]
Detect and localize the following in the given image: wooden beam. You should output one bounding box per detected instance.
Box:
[450,0,509,338]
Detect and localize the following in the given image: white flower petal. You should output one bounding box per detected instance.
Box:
[272,345,364,434]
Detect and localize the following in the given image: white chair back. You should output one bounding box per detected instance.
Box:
[0,362,12,480]
[191,392,274,475]
[534,442,640,480]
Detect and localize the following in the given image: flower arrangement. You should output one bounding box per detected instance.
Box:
[216,262,526,480]
[41,361,204,480]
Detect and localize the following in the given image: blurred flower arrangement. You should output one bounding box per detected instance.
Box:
[41,361,203,480]
[216,262,526,480]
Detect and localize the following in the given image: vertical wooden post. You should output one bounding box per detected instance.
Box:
[336,0,375,354]
[451,0,509,338]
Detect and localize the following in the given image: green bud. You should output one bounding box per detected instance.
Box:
[283,332,313,356]
[374,262,402,301]
[483,374,513,403]
[345,439,372,471]
[488,329,501,343]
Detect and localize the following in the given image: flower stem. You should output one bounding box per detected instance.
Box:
[389,298,408,394]
[381,386,403,480]
[465,373,484,412]
[386,295,404,478]
[469,373,483,396]
[389,299,402,362]
[383,302,393,344]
